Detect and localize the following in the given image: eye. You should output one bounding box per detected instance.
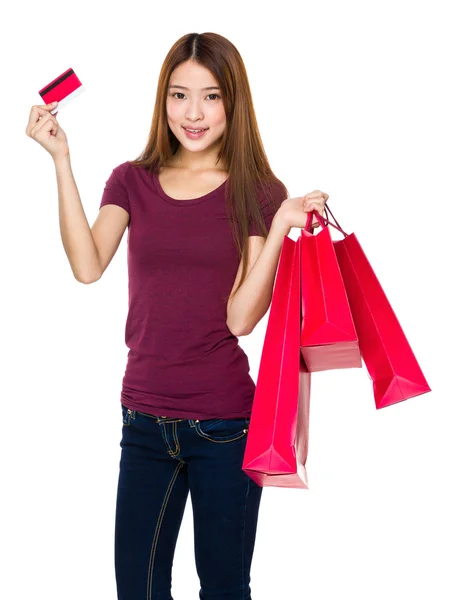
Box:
[171,92,221,100]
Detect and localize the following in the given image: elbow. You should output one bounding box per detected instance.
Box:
[240,323,255,336]
[75,271,102,284]
[227,319,252,337]
[228,305,271,336]
[237,327,252,337]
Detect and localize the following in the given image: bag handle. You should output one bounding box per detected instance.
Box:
[305,204,348,237]
[324,204,347,235]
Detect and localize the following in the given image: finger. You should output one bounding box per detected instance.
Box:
[37,101,58,108]
[304,200,326,212]
[30,101,58,118]
[305,196,328,206]
[30,107,58,134]
[29,111,58,138]
[26,102,58,134]
[305,190,328,199]
[305,193,329,206]
[304,197,325,205]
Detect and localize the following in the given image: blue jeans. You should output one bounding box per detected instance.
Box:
[116,404,263,600]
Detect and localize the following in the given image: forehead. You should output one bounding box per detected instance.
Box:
[168,62,220,90]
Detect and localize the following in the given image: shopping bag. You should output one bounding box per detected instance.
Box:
[300,210,362,372]
[243,235,311,488]
[325,205,431,408]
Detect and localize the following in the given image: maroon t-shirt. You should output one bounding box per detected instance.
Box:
[99,161,287,419]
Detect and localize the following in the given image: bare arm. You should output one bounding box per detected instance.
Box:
[226,213,291,336]
[55,154,102,283]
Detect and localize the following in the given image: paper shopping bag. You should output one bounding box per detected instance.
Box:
[243,235,312,488]
[300,210,362,372]
[325,205,431,408]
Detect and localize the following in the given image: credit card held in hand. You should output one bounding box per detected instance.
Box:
[38,68,84,114]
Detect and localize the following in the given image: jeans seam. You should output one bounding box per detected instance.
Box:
[136,410,158,420]
[194,425,248,444]
[161,423,172,454]
[241,477,251,598]
[172,422,181,455]
[160,423,181,459]
[147,461,185,600]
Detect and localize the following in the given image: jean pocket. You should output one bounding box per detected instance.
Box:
[135,410,158,420]
[121,404,131,426]
[195,417,250,443]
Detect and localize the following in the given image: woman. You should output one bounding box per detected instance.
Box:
[26,32,328,600]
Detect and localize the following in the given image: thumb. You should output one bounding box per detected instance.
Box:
[36,101,58,115]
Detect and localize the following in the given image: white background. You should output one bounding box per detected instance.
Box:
[3,0,449,598]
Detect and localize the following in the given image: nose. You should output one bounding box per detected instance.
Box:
[185,103,203,121]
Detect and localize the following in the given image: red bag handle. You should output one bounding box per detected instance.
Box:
[324,204,347,235]
[304,204,348,237]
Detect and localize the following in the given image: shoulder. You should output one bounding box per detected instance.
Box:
[100,162,132,215]
[105,161,147,193]
[110,160,132,184]
[248,176,289,235]
[256,177,289,209]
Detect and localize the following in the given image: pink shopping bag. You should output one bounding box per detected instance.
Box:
[326,205,431,408]
[243,234,312,488]
[301,210,362,372]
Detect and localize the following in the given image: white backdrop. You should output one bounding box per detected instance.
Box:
[3,1,448,598]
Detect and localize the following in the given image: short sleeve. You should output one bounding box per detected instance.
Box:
[99,162,131,216]
[248,179,288,236]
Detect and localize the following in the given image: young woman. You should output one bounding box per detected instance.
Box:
[27,32,328,600]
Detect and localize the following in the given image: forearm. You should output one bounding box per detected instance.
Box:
[55,155,101,283]
[227,213,291,335]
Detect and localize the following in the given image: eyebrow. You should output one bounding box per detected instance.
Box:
[168,85,220,91]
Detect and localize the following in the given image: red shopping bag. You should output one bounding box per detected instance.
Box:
[300,210,362,372]
[325,205,431,408]
[243,235,311,489]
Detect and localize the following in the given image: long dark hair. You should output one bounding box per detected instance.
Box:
[128,32,289,304]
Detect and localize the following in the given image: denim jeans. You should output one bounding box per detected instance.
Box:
[115,404,263,600]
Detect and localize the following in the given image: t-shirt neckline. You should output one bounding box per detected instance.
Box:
[152,170,228,206]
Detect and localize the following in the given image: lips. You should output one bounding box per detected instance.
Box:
[182,126,208,132]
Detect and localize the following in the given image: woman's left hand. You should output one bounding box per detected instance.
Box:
[277,190,329,229]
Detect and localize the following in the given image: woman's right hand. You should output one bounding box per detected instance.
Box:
[25,101,70,161]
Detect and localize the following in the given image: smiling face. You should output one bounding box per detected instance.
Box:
[166,60,227,162]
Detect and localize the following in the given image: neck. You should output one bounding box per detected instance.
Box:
[171,140,225,172]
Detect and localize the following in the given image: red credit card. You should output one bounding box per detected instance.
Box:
[38,68,84,114]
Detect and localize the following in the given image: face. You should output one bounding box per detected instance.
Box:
[166,60,226,156]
